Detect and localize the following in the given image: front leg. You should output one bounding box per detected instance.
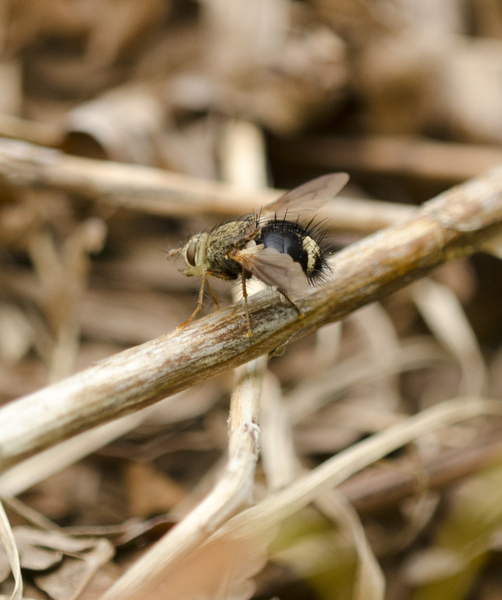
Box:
[177,271,208,329]
[241,270,253,337]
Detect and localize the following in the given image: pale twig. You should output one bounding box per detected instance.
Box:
[100,357,266,600]
[104,398,502,599]
[0,115,61,148]
[0,501,22,600]
[0,408,157,497]
[338,432,502,514]
[100,120,270,600]
[209,398,502,543]
[411,278,487,396]
[0,166,502,471]
[260,358,385,600]
[260,364,385,599]
[0,137,414,233]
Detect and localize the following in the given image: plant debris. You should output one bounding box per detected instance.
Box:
[2,1,502,599]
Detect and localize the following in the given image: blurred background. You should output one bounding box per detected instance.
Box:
[3,1,502,599]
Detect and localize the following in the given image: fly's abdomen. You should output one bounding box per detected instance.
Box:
[257,220,327,281]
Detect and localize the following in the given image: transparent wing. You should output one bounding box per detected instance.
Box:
[230,244,309,293]
[261,172,349,221]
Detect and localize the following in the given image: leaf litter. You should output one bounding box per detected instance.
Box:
[2,1,502,599]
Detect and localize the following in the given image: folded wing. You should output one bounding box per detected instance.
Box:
[261,172,349,221]
[229,245,309,293]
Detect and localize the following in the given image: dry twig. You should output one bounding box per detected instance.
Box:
[0,165,502,471]
[0,138,414,233]
[103,398,502,599]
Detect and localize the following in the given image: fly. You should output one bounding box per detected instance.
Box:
[169,172,349,335]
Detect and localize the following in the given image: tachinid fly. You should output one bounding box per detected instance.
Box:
[169,172,349,335]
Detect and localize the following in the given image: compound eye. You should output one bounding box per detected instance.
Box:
[186,242,197,266]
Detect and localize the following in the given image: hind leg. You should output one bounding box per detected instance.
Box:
[280,291,304,319]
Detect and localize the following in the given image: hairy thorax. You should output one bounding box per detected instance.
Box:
[205,218,257,277]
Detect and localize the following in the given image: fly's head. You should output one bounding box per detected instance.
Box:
[180,232,210,277]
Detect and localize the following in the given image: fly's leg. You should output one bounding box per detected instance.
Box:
[241,270,253,337]
[205,278,219,312]
[280,291,304,319]
[177,272,208,329]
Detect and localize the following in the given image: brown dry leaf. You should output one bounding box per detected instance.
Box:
[64,83,165,165]
[124,462,186,518]
[17,546,61,573]
[0,528,114,599]
[14,528,100,557]
[115,528,275,600]
[34,538,114,600]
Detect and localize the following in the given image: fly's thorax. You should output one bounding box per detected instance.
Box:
[182,232,210,276]
[205,218,256,277]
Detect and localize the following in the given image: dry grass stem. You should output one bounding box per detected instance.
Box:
[339,433,502,514]
[213,398,502,540]
[1,166,502,472]
[259,360,385,600]
[108,398,502,600]
[0,501,22,600]
[0,138,414,233]
[315,491,385,600]
[286,338,449,424]
[101,356,266,600]
[0,408,157,497]
[411,278,487,395]
[100,119,271,600]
